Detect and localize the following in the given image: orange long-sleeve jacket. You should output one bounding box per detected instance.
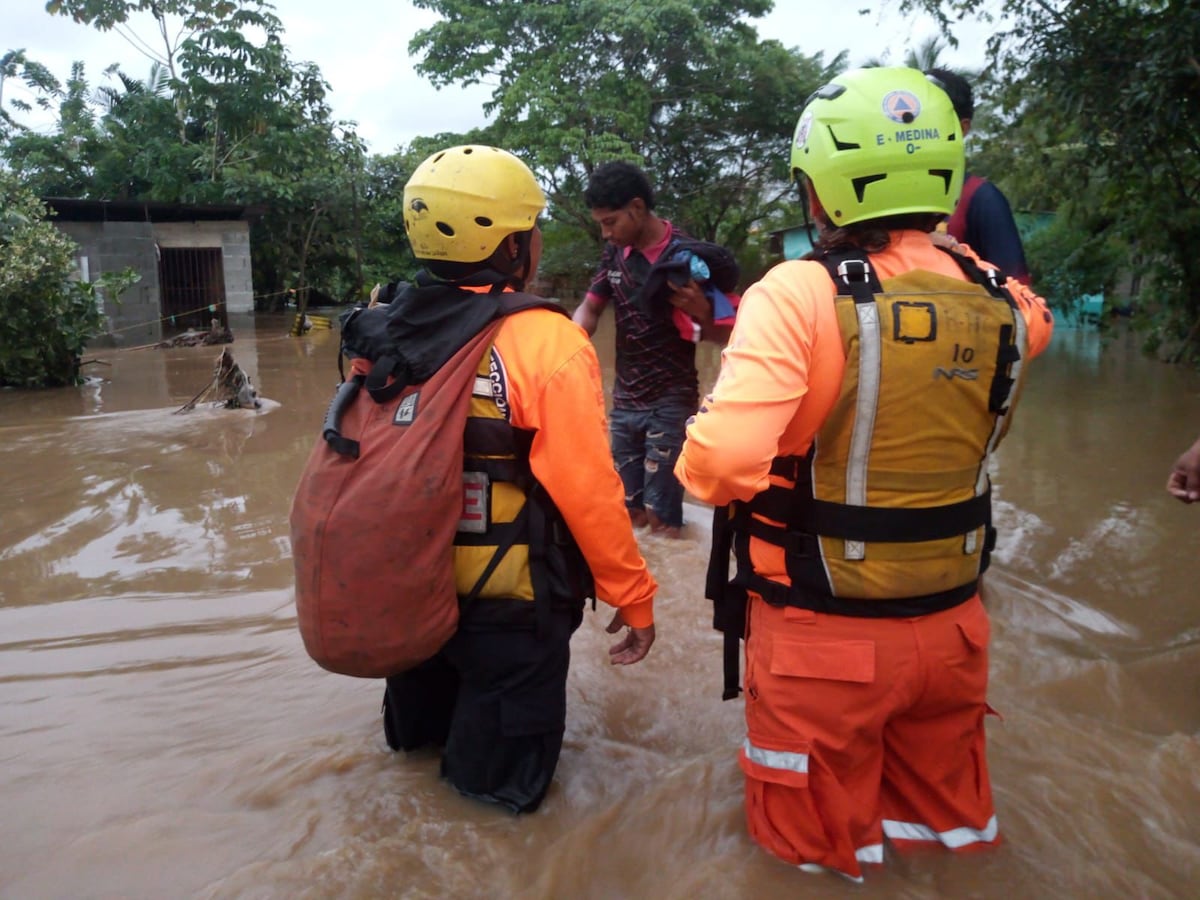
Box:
[675,231,1054,513]
[493,307,657,628]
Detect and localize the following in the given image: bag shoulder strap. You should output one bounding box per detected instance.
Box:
[936,246,1013,301]
[498,292,570,319]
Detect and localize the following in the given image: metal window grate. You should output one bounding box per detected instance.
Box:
[158,247,227,331]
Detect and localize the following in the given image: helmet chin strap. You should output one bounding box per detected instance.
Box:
[800,188,817,253]
[490,230,533,292]
[797,177,823,253]
[419,230,535,292]
[512,230,535,290]
[417,267,508,289]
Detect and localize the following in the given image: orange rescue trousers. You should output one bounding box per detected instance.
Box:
[739,594,999,880]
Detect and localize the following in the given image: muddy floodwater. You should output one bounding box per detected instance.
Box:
[1,311,1198,899]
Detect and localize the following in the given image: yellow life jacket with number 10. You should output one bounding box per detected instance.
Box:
[732,248,1027,617]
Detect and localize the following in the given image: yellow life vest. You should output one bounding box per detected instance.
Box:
[738,249,1027,615]
[454,331,593,614]
[454,339,537,601]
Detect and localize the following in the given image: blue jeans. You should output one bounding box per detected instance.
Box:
[609,401,691,528]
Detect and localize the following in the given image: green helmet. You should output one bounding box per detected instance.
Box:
[790,66,964,226]
[403,145,544,263]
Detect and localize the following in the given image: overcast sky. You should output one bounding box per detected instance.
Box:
[4,1,996,154]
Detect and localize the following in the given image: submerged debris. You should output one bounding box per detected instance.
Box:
[175,347,262,413]
[158,318,234,349]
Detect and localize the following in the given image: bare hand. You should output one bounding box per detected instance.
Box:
[605,610,655,665]
[1167,438,1200,503]
[929,230,960,251]
[666,280,712,324]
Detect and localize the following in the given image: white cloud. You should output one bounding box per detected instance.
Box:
[3,1,992,154]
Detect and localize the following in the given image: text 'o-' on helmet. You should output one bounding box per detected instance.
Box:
[790,66,964,226]
[403,145,545,263]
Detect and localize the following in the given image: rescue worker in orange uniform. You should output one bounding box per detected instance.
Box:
[675,68,1054,879]
[381,145,657,813]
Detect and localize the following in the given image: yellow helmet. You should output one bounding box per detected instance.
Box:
[403,145,545,263]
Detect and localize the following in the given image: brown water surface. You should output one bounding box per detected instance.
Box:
[1,313,1198,898]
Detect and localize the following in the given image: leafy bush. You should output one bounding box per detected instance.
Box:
[0,172,138,387]
[1024,213,1126,316]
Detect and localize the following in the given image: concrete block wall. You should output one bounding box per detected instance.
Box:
[56,221,162,346]
[154,220,254,314]
[53,217,255,344]
[220,227,253,314]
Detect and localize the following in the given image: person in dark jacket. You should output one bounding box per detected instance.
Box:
[927,67,1032,286]
[572,161,734,538]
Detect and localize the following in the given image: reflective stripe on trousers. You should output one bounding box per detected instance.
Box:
[742,737,808,774]
[883,814,1000,849]
[744,737,884,873]
[743,732,998,856]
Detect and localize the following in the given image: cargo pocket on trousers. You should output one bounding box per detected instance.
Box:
[745,635,876,743]
[956,613,990,653]
[950,603,991,671]
[769,637,876,683]
[951,606,996,715]
[742,637,875,787]
[740,737,811,790]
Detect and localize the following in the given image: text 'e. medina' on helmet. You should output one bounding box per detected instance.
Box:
[789,66,964,226]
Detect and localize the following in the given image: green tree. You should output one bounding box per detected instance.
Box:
[0,49,62,137]
[33,0,377,305]
[86,61,191,199]
[901,0,1200,361]
[863,34,974,75]
[409,0,841,259]
[2,61,97,197]
[357,148,420,292]
[45,0,283,139]
[1024,212,1126,321]
[0,172,138,387]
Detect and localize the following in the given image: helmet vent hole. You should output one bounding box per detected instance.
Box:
[475,216,493,227]
[852,173,887,202]
[436,222,455,237]
[463,147,474,154]
[929,169,955,194]
[432,152,445,163]
[902,111,915,123]
[828,126,860,152]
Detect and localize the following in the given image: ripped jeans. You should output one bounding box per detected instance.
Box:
[609,400,691,529]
